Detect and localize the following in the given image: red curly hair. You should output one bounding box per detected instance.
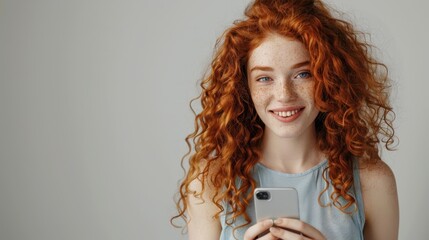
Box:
[172,0,396,230]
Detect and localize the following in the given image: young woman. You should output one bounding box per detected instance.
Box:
[172,0,399,239]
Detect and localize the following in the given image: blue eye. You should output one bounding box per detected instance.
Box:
[257,76,271,82]
[296,71,312,79]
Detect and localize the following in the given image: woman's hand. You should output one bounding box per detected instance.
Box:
[244,218,326,240]
[244,219,277,240]
[269,218,326,240]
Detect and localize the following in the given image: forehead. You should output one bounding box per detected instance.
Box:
[247,34,310,68]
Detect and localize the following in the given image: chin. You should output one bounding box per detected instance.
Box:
[266,128,308,139]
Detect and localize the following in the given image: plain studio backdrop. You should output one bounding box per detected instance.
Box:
[0,0,428,239]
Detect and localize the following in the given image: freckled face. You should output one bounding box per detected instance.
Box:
[247,34,319,139]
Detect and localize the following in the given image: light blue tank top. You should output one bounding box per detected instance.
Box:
[219,160,365,239]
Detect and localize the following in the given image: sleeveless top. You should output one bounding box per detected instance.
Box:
[219,160,365,240]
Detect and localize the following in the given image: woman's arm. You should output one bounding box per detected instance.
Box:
[360,160,399,240]
[186,177,221,240]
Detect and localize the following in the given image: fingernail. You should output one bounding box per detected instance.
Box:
[264,219,273,227]
[270,227,279,233]
[274,218,282,225]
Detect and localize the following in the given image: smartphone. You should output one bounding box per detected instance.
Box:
[254,187,300,222]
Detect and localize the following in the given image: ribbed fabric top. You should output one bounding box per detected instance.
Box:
[219,160,365,240]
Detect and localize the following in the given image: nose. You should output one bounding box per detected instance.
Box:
[276,80,296,102]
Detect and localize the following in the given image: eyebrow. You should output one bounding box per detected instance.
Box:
[249,60,310,73]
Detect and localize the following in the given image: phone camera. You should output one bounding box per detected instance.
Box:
[256,191,270,200]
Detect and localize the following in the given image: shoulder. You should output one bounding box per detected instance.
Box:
[359,160,397,196]
[186,163,222,240]
[358,160,399,240]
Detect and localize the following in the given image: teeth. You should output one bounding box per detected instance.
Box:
[274,109,299,118]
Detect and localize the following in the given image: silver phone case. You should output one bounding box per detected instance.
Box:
[254,187,300,221]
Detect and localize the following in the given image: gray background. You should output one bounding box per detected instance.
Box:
[0,0,428,239]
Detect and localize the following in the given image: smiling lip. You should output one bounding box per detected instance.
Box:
[270,107,305,123]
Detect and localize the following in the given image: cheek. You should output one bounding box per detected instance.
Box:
[250,88,268,107]
[296,82,315,101]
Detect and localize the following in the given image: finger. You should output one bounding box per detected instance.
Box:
[257,232,278,240]
[243,219,274,240]
[273,218,325,239]
[270,226,310,240]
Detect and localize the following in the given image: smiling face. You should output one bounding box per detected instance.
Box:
[247,34,320,140]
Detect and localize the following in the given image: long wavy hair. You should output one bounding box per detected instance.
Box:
[172,0,396,230]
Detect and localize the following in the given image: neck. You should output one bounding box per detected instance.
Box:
[259,125,323,174]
